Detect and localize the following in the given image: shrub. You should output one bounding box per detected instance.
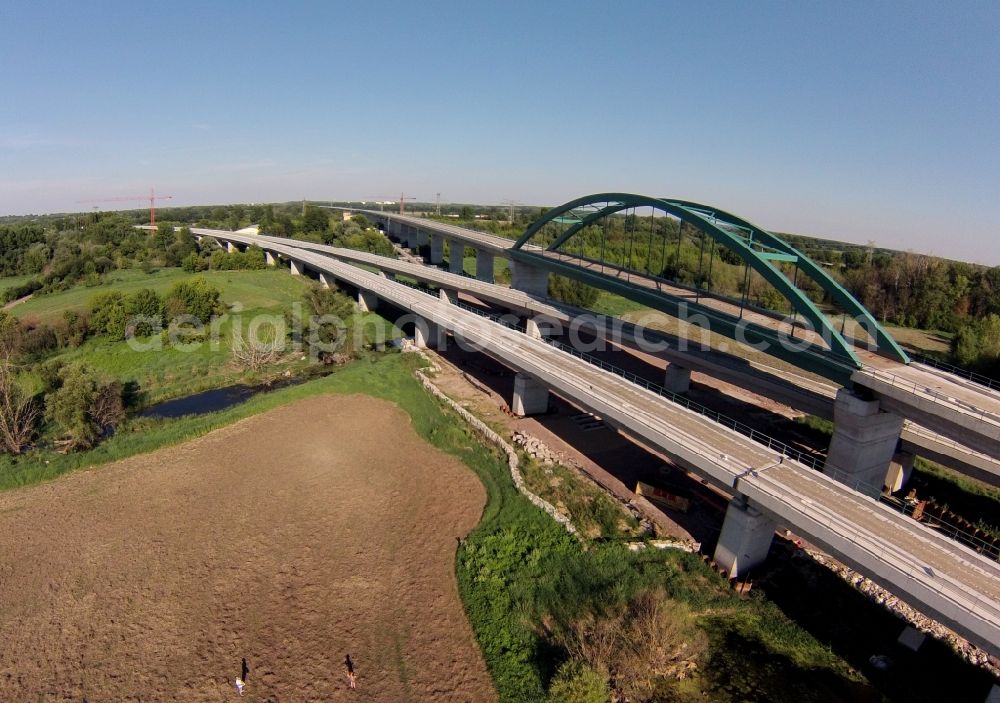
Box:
[163,277,223,324]
[548,660,609,703]
[89,290,129,338]
[548,275,600,308]
[124,288,164,337]
[45,363,126,450]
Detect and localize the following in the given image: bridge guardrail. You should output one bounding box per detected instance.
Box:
[859,366,1000,425]
[449,299,830,471]
[752,471,1000,625]
[877,496,1000,563]
[911,353,1000,393]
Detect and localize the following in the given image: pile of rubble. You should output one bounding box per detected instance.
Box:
[803,548,999,676]
[512,430,559,466]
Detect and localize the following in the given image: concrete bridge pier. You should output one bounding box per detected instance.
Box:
[526,316,556,340]
[357,289,377,313]
[475,248,494,283]
[512,373,549,416]
[430,234,445,264]
[378,270,396,282]
[265,251,277,266]
[824,388,904,494]
[663,364,692,394]
[289,260,303,276]
[713,494,777,579]
[510,260,549,297]
[417,229,429,250]
[449,241,465,274]
[319,272,333,289]
[885,450,916,493]
[226,241,237,253]
[439,288,457,304]
[405,226,418,250]
[413,320,446,350]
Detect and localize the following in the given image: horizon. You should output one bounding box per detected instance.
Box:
[1,1,997,265]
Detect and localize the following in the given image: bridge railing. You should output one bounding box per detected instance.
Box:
[448,298,830,471]
[877,496,1000,563]
[911,353,1000,393]
[859,366,1000,425]
[752,471,1000,625]
[401,280,1000,562]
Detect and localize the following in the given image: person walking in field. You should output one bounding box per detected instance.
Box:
[233,657,248,697]
[345,653,357,690]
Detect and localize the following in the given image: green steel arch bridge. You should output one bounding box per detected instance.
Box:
[508,193,910,383]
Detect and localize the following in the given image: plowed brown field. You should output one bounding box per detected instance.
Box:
[0,394,495,702]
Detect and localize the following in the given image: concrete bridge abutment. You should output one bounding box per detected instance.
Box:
[512,372,549,417]
[713,494,777,579]
[824,388,904,494]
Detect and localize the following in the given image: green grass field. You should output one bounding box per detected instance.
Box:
[8,267,405,406]
[11,268,308,323]
[0,273,36,298]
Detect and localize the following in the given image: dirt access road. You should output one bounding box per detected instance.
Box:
[0,394,495,702]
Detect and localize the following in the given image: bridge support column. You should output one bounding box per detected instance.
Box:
[510,260,549,297]
[417,230,429,249]
[226,241,237,253]
[289,260,302,276]
[713,495,776,579]
[885,450,916,493]
[663,364,691,394]
[475,248,494,283]
[449,240,465,274]
[407,227,419,251]
[439,288,457,304]
[357,290,377,313]
[985,683,1000,703]
[526,316,555,339]
[824,388,904,495]
[512,373,548,416]
[378,270,396,282]
[430,234,444,264]
[319,272,333,289]
[265,251,277,266]
[412,320,446,350]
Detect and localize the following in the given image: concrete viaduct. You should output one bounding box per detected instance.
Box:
[180,225,1000,659]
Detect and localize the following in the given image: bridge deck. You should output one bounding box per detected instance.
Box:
[362,215,1000,448]
[222,229,1000,482]
[193,228,1000,655]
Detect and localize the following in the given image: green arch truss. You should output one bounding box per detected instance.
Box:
[511,193,909,381]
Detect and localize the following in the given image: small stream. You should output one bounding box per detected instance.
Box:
[139,373,324,420]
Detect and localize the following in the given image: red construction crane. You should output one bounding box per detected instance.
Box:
[77,187,174,228]
[398,192,416,214]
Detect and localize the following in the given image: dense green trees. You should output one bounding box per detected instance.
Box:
[162,277,223,322]
[548,275,600,308]
[46,363,125,449]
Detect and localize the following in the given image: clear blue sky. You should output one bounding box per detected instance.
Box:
[1,1,997,263]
